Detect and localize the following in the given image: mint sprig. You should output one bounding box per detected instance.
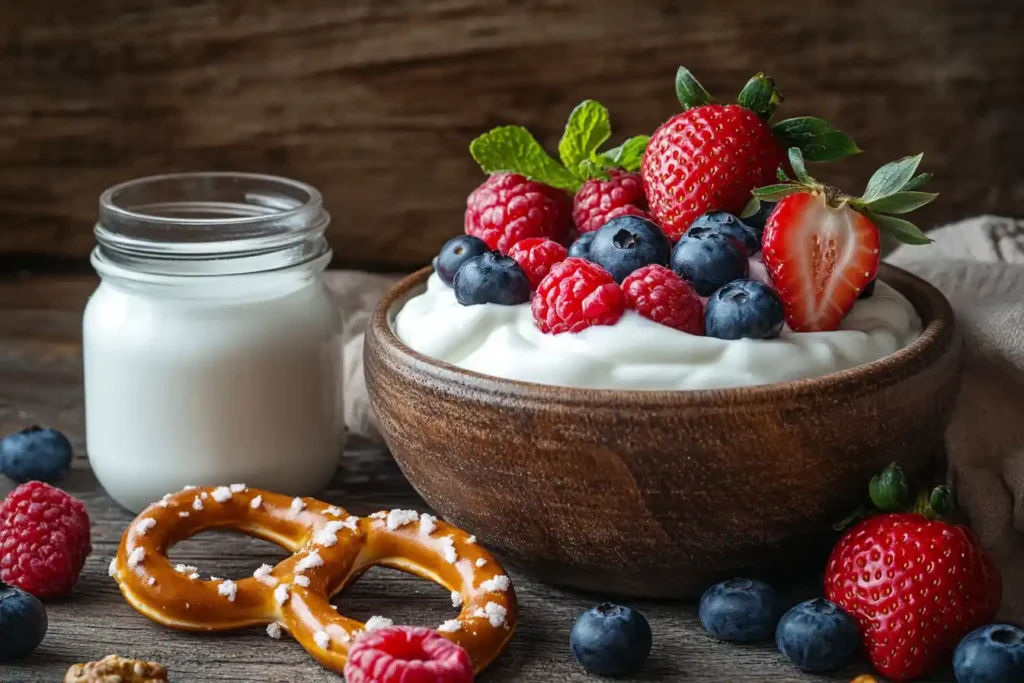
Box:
[747,147,937,246]
[469,100,649,192]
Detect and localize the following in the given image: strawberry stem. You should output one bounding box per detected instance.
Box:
[836,464,955,530]
[869,462,910,512]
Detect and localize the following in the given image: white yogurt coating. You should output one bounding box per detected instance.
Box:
[393,259,922,391]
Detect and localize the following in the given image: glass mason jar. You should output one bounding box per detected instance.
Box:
[84,173,344,513]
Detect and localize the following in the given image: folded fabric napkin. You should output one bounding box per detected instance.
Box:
[328,215,1024,621]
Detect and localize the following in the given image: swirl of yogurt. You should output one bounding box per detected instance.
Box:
[393,260,921,391]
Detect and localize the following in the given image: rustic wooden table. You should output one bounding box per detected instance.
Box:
[0,275,952,682]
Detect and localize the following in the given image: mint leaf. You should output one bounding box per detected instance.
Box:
[902,172,933,192]
[597,135,650,172]
[862,191,938,215]
[867,212,933,245]
[675,66,713,111]
[773,117,861,162]
[558,101,611,178]
[862,154,923,202]
[737,73,782,121]
[470,126,579,191]
[752,183,802,201]
[576,159,609,182]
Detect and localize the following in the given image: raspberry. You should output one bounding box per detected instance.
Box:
[622,265,705,335]
[465,173,573,253]
[0,481,91,599]
[532,258,625,334]
[344,626,473,683]
[507,238,568,289]
[572,171,648,234]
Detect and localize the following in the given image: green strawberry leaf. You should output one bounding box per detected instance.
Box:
[558,100,612,179]
[740,196,762,218]
[470,126,580,191]
[861,154,923,202]
[861,191,938,215]
[773,117,861,162]
[675,66,713,111]
[788,147,814,186]
[737,73,782,121]
[597,135,650,172]
[868,463,909,512]
[866,212,934,245]
[902,172,934,192]
[777,166,794,183]
[752,183,803,201]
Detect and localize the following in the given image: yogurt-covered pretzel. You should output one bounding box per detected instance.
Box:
[110,486,516,674]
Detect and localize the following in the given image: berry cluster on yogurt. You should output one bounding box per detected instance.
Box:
[432,65,936,343]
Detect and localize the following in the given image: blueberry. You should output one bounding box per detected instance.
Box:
[452,251,531,306]
[670,231,748,297]
[742,200,777,234]
[570,603,652,677]
[568,232,597,260]
[699,578,783,643]
[688,211,761,256]
[0,426,73,484]
[434,235,490,286]
[858,279,876,300]
[705,279,785,340]
[588,216,671,283]
[954,624,1024,683]
[0,581,47,659]
[775,598,860,672]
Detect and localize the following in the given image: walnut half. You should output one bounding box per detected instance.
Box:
[64,654,169,683]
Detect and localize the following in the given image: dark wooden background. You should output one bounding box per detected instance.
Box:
[1,0,1022,273]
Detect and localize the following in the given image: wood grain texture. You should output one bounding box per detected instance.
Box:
[0,0,1022,272]
[364,265,962,598]
[0,274,954,681]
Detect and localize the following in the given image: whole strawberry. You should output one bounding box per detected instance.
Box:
[759,148,936,331]
[642,67,859,240]
[469,100,650,250]
[825,464,1001,682]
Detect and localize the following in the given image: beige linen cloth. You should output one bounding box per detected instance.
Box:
[329,215,1024,621]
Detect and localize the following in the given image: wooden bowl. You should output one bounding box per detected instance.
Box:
[364,264,962,598]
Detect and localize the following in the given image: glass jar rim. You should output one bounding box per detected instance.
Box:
[94,172,331,277]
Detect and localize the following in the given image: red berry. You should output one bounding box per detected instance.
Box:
[344,626,473,683]
[824,513,1001,682]
[0,481,91,599]
[572,171,648,234]
[762,192,880,332]
[532,258,625,334]
[507,238,569,289]
[641,104,786,240]
[465,173,573,253]
[622,265,704,335]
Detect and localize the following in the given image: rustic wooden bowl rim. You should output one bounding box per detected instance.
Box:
[371,263,954,407]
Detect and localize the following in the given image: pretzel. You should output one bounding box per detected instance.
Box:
[109,486,517,675]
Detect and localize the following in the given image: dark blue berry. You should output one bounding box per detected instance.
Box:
[688,211,761,256]
[858,279,876,300]
[434,235,490,286]
[699,578,783,643]
[705,279,785,340]
[588,216,671,283]
[0,581,47,660]
[568,232,597,260]
[570,603,652,677]
[954,624,1024,683]
[452,251,531,306]
[775,598,860,672]
[742,200,777,234]
[670,231,748,297]
[0,426,73,484]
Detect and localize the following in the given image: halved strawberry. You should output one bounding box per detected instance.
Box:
[756,148,936,332]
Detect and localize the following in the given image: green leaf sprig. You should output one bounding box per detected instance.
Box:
[469,100,649,193]
[746,148,937,246]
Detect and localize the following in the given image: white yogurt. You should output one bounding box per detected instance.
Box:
[393,265,921,391]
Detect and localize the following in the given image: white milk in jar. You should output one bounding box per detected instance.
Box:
[83,173,344,512]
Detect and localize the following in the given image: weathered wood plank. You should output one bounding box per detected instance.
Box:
[0,0,1022,271]
[0,275,955,681]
